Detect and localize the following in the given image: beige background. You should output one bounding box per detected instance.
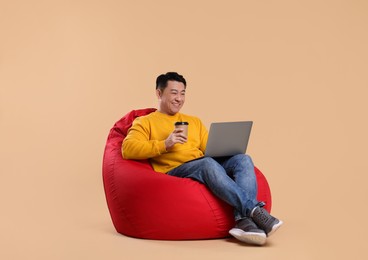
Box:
[1,0,367,259]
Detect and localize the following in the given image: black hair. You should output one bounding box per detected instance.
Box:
[155,72,187,90]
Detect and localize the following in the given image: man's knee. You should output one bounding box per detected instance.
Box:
[231,154,254,170]
[233,154,252,162]
[201,157,222,169]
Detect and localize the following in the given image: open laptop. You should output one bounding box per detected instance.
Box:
[204,121,253,157]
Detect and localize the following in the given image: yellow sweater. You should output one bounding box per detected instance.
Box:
[122,111,208,173]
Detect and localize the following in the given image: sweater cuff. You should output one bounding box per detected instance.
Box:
[158,140,167,154]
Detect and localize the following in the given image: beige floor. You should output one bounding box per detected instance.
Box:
[1,1,368,259]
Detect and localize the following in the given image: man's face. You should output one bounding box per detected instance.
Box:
[157,80,186,115]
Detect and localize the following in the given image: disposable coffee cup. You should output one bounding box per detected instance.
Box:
[175,122,189,139]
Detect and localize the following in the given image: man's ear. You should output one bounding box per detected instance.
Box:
[156,89,162,99]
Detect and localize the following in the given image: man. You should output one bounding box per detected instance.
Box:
[122,72,283,245]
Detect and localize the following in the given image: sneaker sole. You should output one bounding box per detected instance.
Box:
[267,220,283,237]
[229,228,267,245]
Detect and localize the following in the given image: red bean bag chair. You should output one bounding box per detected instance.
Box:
[102,108,272,240]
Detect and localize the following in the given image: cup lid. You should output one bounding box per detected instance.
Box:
[175,121,189,125]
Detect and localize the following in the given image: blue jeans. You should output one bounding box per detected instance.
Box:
[168,154,262,221]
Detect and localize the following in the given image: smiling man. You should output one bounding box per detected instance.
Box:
[122,73,208,172]
[122,72,282,245]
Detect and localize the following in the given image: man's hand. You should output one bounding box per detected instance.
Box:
[165,128,187,151]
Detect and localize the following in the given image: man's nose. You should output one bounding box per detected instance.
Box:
[175,94,182,101]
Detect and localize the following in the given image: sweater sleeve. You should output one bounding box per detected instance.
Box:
[199,119,209,153]
[122,118,167,159]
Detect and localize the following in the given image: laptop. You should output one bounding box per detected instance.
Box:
[204,121,253,157]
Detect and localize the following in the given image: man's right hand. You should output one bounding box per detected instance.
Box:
[165,128,187,151]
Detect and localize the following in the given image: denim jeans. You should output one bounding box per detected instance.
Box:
[167,154,261,221]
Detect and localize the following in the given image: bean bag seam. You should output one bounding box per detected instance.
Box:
[110,146,140,236]
[196,184,230,235]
